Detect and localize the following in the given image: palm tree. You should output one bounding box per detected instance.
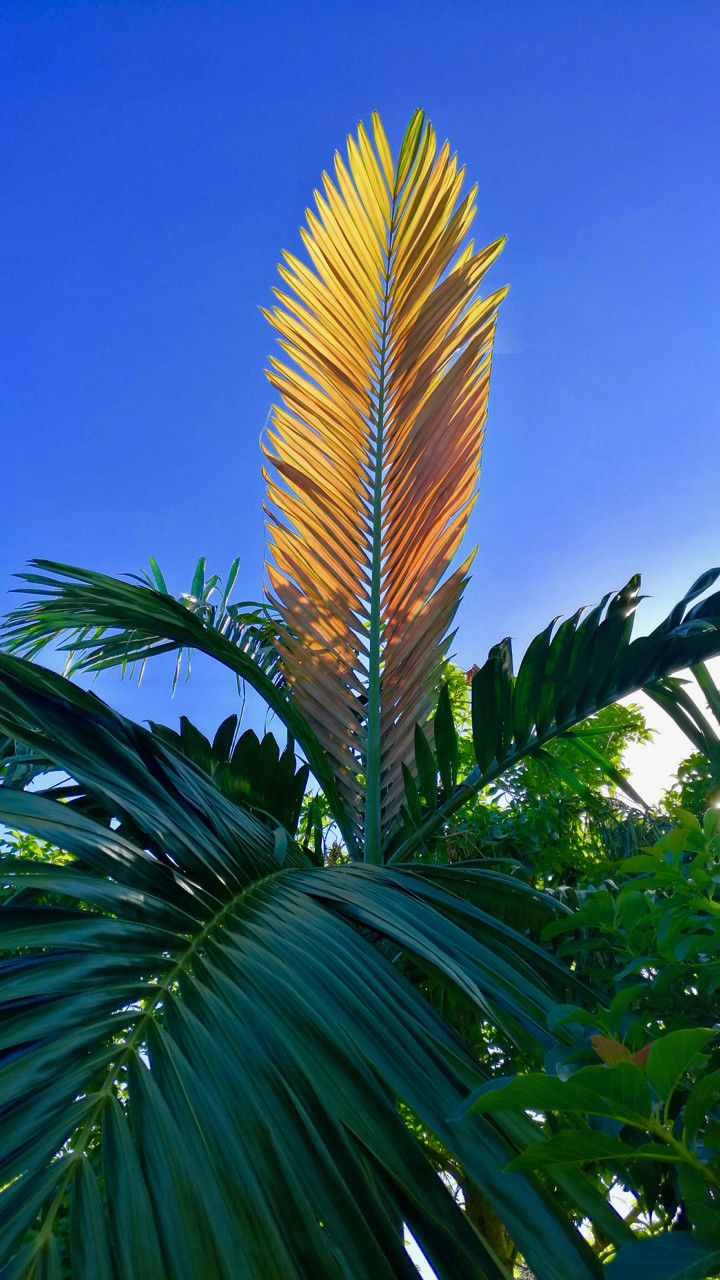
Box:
[2,111,720,1280]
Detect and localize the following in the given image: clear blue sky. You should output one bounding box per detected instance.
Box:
[2,0,719,738]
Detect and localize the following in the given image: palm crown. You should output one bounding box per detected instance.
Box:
[1,112,720,1280]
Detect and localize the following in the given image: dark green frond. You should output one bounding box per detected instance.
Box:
[148,715,309,835]
[0,652,603,1280]
[4,557,281,687]
[391,570,720,862]
[1,561,355,852]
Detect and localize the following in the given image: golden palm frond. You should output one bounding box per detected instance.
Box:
[263,110,506,857]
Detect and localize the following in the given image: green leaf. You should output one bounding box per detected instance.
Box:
[212,714,238,763]
[391,569,720,864]
[402,762,423,825]
[685,1069,720,1141]
[512,618,555,748]
[533,746,596,803]
[148,557,169,594]
[0,671,605,1280]
[471,638,513,772]
[1,562,358,847]
[670,569,720,624]
[555,595,610,724]
[190,556,206,599]
[677,1164,720,1235]
[103,1097,170,1280]
[36,1236,63,1280]
[562,729,648,808]
[433,684,458,796]
[533,611,578,737]
[583,577,641,710]
[1,828,587,1276]
[607,1233,720,1280]
[620,853,668,874]
[69,1158,115,1280]
[413,724,438,811]
[465,1062,653,1127]
[644,1029,716,1103]
[395,108,426,185]
[219,557,240,613]
[507,1130,672,1171]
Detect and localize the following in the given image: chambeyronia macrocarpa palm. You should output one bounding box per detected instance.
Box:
[262,109,506,858]
[5,110,720,1280]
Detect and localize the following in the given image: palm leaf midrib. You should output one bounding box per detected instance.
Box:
[365,192,404,864]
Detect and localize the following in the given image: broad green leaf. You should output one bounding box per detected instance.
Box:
[148,556,169,594]
[1,562,354,850]
[0,655,602,1280]
[219,557,240,613]
[563,729,648,807]
[392,569,720,864]
[69,1158,114,1280]
[555,595,610,724]
[685,1069,720,1141]
[402,762,423,825]
[533,746,596,803]
[583,577,640,710]
[645,1029,716,1103]
[466,1062,653,1127]
[506,1130,672,1171]
[189,556,206,600]
[545,609,583,727]
[211,713,238,762]
[529,610,574,737]
[677,1164,720,1236]
[103,1098,170,1280]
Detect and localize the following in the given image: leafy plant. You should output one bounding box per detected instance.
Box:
[465,1025,718,1171]
[3,110,720,1279]
[546,807,720,1040]
[456,807,720,1275]
[426,673,658,879]
[464,1026,720,1276]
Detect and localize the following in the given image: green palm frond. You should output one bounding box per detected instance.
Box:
[645,658,720,764]
[148,714,310,836]
[391,569,720,861]
[1,559,355,850]
[0,650,608,1280]
[4,556,282,688]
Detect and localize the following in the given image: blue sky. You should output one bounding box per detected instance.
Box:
[2,0,719,742]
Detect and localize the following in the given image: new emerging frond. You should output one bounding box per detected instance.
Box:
[263,111,506,856]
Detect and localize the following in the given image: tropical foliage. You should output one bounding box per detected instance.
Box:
[463,805,720,1275]
[2,110,720,1279]
[418,671,657,877]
